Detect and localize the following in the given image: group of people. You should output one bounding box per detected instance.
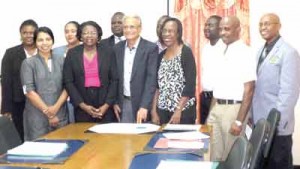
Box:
[1,11,299,169]
[0,13,196,141]
[200,14,300,169]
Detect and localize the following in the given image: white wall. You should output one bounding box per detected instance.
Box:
[0,0,168,64]
[0,0,299,165]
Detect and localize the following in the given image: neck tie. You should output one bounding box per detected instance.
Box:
[257,47,268,72]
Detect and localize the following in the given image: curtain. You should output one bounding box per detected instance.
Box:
[174,0,250,123]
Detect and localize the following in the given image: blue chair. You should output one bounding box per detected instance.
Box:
[217,136,252,169]
[249,119,270,169]
[0,116,22,154]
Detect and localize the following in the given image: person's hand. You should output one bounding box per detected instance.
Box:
[169,109,182,124]
[46,105,59,118]
[80,103,99,117]
[229,122,242,136]
[94,104,109,119]
[2,112,12,120]
[48,116,59,127]
[113,104,121,122]
[136,108,148,123]
[151,110,160,125]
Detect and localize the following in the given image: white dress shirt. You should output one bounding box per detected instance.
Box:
[123,37,141,96]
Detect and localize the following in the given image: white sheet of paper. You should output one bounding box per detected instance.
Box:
[156,160,215,169]
[88,123,160,134]
[163,131,210,140]
[163,124,201,131]
[7,142,68,157]
[167,140,204,149]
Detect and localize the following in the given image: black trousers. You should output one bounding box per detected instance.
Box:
[157,104,196,124]
[74,87,117,123]
[200,91,213,124]
[12,101,25,142]
[265,135,293,169]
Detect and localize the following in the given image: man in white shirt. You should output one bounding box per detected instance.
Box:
[207,16,256,161]
[200,15,224,124]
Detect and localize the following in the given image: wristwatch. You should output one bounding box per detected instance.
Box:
[235,120,242,127]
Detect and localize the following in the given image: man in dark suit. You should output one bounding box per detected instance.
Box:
[1,19,38,141]
[100,12,125,47]
[113,15,158,123]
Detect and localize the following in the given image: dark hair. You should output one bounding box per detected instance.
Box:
[34,26,55,44]
[19,19,38,32]
[77,21,102,41]
[65,21,80,30]
[159,17,184,45]
[209,15,222,24]
[112,12,125,20]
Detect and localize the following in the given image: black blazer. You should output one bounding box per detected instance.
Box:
[63,44,118,108]
[158,45,196,97]
[100,35,115,47]
[113,38,158,117]
[1,44,26,113]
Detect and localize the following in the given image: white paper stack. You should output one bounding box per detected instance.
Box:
[163,124,201,131]
[156,160,216,169]
[88,123,160,134]
[7,142,68,158]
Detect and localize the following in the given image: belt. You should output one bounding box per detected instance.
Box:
[123,95,131,100]
[217,99,242,104]
[202,91,213,98]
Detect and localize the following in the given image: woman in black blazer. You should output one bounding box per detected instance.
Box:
[63,21,118,123]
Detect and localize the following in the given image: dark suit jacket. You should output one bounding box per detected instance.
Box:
[63,44,118,108]
[113,38,158,118]
[100,35,115,48]
[1,44,26,113]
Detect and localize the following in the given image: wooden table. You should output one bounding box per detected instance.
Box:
[0,123,211,169]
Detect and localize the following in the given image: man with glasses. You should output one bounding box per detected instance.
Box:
[252,13,300,169]
[113,15,158,123]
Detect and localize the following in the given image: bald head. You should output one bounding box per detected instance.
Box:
[220,16,241,45]
[259,13,281,43]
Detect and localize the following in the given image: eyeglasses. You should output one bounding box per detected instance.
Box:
[259,22,278,27]
[82,31,97,36]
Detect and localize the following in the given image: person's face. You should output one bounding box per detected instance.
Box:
[259,15,280,43]
[111,15,123,37]
[220,18,240,45]
[204,18,220,40]
[20,25,36,46]
[161,21,178,47]
[81,25,98,47]
[36,32,53,55]
[65,23,79,46]
[123,17,141,42]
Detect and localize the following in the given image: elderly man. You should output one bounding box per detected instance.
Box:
[207,16,256,161]
[252,13,300,169]
[113,15,158,123]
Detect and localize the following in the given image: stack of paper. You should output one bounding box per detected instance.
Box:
[163,124,201,131]
[7,142,68,159]
[156,160,217,169]
[88,123,160,134]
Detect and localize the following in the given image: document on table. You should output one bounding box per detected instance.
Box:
[163,124,201,131]
[154,138,204,149]
[156,160,217,169]
[7,141,68,158]
[88,123,160,134]
[162,131,210,140]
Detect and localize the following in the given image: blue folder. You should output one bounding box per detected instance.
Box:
[143,132,209,155]
[129,152,203,169]
[0,139,86,164]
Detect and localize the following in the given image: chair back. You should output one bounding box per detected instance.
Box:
[263,108,280,158]
[217,136,252,169]
[0,116,22,154]
[249,119,270,169]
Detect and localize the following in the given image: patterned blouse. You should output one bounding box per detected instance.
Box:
[157,53,195,112]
